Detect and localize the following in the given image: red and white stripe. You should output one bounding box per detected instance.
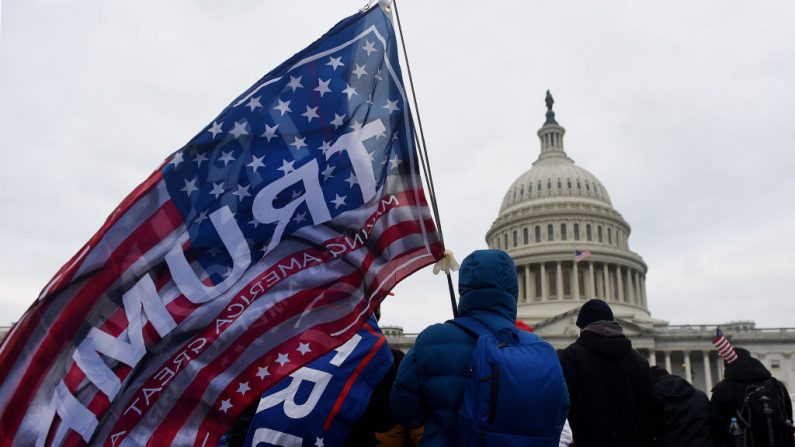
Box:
[713,329,738,364]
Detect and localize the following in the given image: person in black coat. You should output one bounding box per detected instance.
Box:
[651,365,720,447]
[558,299,662,447]
[711,347,794,447]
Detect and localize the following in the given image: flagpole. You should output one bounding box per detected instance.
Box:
[389,0,459,318]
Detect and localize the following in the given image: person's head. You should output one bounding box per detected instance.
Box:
[575,299,614,329]
[650,365,670,382]
[724,347,755,368]
[457,250,518,319]
[458,250,518,299]
[733,347,751,360]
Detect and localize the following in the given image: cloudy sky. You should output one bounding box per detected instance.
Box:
[1,0,794,333]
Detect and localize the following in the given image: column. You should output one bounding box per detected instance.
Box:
[648,349,657,366]
[717,355,724,380]
[784,353,794,391]
[632,272,644,306]
[573,261,580,300]
[517,265,524,303]
[603,263,612,300]
[640,275,647,308]
[524,266,533,303]
[540,263,548,301]
[588,262,595,298]
[616,266,625,303]
[703,351,713,393]
[684,351,692,384]
[664,351,672,373]
[556,262,564,300]
[626,269,635,305]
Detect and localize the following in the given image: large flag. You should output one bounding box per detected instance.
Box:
[240,317,393,447]
[0,4,443,446]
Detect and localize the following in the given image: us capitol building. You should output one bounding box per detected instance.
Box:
[384,92,795,394]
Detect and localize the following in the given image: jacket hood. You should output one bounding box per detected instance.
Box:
[577,321,632,358]
[725,355,772,383]
[654,375,695,400]
[457,250,517,321]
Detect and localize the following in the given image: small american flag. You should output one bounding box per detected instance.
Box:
[713,328,738,364]
[0,5,442,446]
[574,249,592,263]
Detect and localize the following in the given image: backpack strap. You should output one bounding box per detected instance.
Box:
[448,316,493,339]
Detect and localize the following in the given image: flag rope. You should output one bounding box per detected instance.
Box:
[389,0,459,317]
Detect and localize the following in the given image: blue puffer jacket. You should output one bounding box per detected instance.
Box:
[389,250,520,446]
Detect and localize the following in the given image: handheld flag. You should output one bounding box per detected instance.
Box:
[713,328,738,364]
[0,4,442,446]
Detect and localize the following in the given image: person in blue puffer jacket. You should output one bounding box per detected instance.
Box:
[390,249,554,446]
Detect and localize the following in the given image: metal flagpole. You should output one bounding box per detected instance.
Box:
[387,0,459,318]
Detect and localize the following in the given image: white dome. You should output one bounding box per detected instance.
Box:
[486,92,649,326]
[500,156,612,213]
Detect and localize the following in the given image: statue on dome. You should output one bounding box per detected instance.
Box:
[545,90,558,125]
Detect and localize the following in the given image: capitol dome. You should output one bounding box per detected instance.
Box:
[486,92,649,325]
[499,157,613,212]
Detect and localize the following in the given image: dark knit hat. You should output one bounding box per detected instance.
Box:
[576,299,614,328]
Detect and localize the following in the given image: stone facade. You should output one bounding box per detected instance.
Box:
[385,93,795,395]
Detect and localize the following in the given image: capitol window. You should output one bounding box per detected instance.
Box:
[529,184,533,193]
[608,228,612,245]
[598,226,603,243]
[557,178,562,189]
[561,223,568,240]
[577,180,582,190]
[513,230,518,247]
[586,224,592,241]
[535,225,541,242]
[547,224,554,241]
[504,234,508,248]
[567,178,572,189]
[547,179,552,190]
[574,223,580,240]
[585,182,590,192]
[523,227,529,244]
[538,180,542,191]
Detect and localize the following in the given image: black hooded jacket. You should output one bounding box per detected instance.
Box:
[711,354,794,446]
[654,374,719,447]
[558,321,662,447]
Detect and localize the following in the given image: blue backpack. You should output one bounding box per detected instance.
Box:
[449,317,569,447]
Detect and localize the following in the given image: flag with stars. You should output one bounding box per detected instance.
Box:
[240,317,393,447]
[0,4,443,446]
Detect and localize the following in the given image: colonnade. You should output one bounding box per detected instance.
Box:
[516,261,646,308]
[643,349,721,393]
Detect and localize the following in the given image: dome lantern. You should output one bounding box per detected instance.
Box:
[537,90,567,160]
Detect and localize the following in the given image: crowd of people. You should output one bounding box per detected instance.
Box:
[383,250,795,446]
[226,249,795,446]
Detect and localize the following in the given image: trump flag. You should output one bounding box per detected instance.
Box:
[0,4,442,446]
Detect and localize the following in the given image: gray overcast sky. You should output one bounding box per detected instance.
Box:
[1,0,794,333]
